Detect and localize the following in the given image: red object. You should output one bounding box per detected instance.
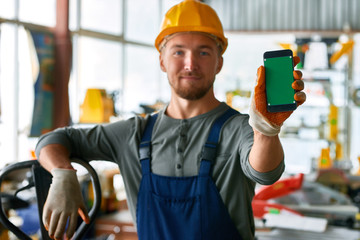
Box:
[252,200,303,218]
[252,173,304,218]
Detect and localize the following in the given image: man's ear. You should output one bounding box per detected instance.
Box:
[159,54,167,72]
[216,56,223,74]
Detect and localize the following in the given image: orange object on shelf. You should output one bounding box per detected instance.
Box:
[30,150,37,160]
[328,104,338,141]
[318,148,333,169]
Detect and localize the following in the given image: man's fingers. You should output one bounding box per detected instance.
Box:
[66,213,78,240]
[293,55,300,67]
[293,70,303,80]
[54,214,68,240]
[78,207,90,224]
[257,66,265,83]
[291,66,306,105]
[48,211,60,239]
[294,92,306,105]
[43,210,51,231]
[292,79,304,91]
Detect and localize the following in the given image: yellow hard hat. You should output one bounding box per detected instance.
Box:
[155,0,228,54]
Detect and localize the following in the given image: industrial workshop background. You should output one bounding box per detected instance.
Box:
[1,0,360,239]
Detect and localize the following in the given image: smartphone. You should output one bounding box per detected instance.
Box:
[264,49,297,112]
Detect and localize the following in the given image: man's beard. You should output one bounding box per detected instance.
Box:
[169,78,214,100]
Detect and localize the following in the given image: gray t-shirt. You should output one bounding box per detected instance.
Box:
[35,102,284,240]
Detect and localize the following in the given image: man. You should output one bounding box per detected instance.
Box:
[36,0,306,239]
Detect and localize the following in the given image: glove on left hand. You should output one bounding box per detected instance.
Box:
[43,168,90,240]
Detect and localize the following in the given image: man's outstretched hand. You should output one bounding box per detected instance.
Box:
[249,55,306,136]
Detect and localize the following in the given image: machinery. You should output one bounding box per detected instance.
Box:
[0,158,101,240]
[80,88,115,123]
[252,173,304,219]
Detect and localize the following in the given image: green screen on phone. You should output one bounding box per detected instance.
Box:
[265,55,295,107]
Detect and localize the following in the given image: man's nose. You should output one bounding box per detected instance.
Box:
[184,53,198,71]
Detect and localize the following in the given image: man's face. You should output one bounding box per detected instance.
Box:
[159,32,223,101]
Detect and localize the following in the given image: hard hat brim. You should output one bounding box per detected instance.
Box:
[155,27,228,54]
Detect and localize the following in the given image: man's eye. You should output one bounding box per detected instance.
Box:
[174,51,183,55]
[200,51,210,56]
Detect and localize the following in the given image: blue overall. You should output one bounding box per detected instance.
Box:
[136,108,243,240]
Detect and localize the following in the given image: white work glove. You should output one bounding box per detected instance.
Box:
[43,168,90,240]
[248,97,281,136]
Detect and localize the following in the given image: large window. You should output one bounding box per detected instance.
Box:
[0,0,56,166]
[79,0,123,35]
[70,36,123,123]
[123,45,160,114]
[19,0,56,26]
[125,0,160,44]
[0,0,180,165]
[0,0,56,25]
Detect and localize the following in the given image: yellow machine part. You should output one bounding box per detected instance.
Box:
[279,43,297,56]
[328,104,338,141]
[335,142,343,160]
[80,89,114,123]
[330,40,354,64]
[318,147,333,169]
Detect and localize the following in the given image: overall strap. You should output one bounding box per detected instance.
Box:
[199,107,239,176]
[139,113,158,174]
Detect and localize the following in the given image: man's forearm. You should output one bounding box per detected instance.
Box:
[38,144,74,172]
[249,129,284,173]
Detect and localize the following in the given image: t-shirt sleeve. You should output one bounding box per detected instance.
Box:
[35,116,144,162]
[244,158,285,185]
